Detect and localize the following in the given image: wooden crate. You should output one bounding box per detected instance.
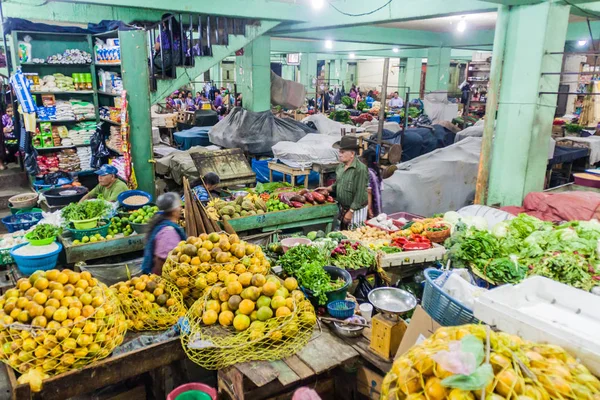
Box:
[59,234,145,264]
[191,148,256,189]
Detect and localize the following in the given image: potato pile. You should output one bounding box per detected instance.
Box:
[382,324,600,400]
[342,225,392,244]
[0,270,127,384]
[162,233,270,305]
[110,274,187,331]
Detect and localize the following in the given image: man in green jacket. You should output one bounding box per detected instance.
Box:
[80,164,128,202]
[318,136,369,229]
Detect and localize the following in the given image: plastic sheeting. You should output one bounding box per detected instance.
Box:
[272,134,340,168]
[423,92,458,124]
[301,114,361,136]
[155,146,212,184]
[271,71,306,109]
[209,107,314,154]
[361,120,401,134]
[252,158,320,185]
[382,137,482,216]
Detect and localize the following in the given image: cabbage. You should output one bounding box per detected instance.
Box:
[444,211,461,225]
[492,222,508,238]
[462,216,488,231]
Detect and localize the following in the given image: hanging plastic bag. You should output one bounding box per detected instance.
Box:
[90,125,110,169]
[23,148,39,175]
[353,275,373,303]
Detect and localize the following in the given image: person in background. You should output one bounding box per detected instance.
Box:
[236,93,243,108]
[182,172,221,203]
[365,91,375,109]
[389,91,404,109]
[80,164,128,202]
[349,85,357,99]
[153,13,185,74]
[185,91,196,111]
[165,94,175,110]
[142,192,186,275]
[212,89,223,113]
[317,136,368,229]
[194,91,202,106]
[360,148,383,219]
[198,92,212,110]
[0,104,14,170]
[173,91,184,110]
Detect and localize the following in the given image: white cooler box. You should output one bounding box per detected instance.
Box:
[473,276,600,376]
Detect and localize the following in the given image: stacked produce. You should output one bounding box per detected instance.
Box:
[61,200,111,224]
[128,205,158,224]
[0,270,127,390]
[330,240,376,271]
[382,324,600,400]
[162,233,270,305]
[445,214,600,290]
[107,216,133,237]
[206,188,334,221]
[342,225,392,244]
[110,274,187,331]
[25,224,61,242]
[181,272,316,370]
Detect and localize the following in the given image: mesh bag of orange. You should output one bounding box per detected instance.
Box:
[0,269,127,391]
[381,324,600,400]
[162,232,270,306]
[180,273,317,370]
[110,274,187,331]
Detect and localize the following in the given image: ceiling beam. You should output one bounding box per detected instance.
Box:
[271,0,497,33]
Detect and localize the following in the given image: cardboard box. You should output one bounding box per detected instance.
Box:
[395,305,441,359]
[356,365,384,400]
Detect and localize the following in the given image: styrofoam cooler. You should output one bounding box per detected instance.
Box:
[473,276,600,376]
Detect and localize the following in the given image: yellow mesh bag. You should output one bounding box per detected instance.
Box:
[110,274,187,332]
[381,324,600,400]
[162,233,270,306]
[0,269,127,381]
[180,274,317,370]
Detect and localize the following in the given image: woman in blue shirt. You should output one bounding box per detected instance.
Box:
[182,172,221,203]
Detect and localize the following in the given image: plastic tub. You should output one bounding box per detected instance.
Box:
[8,193,38,210]
[24,233,56,246]
[1,212,43,233]
[10,242,63,276]
[72,217,99,230]
[130,222,150,234]
[422,268,478,326]
[327,300,356,319]
[302,266,352,306]
[68,219,111,240]
[167,383,217,400]
[43,186,88,206]
[280,237,312,253]
[118,190,153,210]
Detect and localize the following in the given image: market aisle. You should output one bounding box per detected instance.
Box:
[0,165,30,233]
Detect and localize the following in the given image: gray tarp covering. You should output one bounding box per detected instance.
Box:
[209,107,314,154]
[423,92,459,124]
[382,137,482,216]
[155,146,216,184]
[271,71,306,109]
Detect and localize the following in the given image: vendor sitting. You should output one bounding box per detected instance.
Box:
[142,193,186,275]
[183,172,221,203]
[388,91,404,109]
[79,164,128,202]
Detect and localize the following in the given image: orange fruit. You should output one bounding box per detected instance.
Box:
[68,272,80,284]
[18,279,32,292]
[76,279,89,290]
[46,270,59,282]
[67,307,81,320]
[34,278,49,291]
[44,306,56,320]
[63,284,75,296]
[262,281,277,297]
[233,314,250,331]
[238,299,255,315]
[227,281,243,296]
[81,305,94,318]
[56,273,69,285]
[45,298,60,308]
[53,307,67,322]
[32,292,47,305]
[79,293,92,305]
[219,310,234,326]
[202,310,218,325]
[275,306,291,318]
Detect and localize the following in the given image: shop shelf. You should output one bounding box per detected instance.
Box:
[97,90,121,96]
[21,63,91,67]
[36,118,96,123]
[31,91,94,95]
[100,117,120,125]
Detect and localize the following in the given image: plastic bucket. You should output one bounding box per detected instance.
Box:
[302,266,352,306]
[72,217,99,230]
[10,242,63,276]
[167,383,217,400]
[24,233,56,246]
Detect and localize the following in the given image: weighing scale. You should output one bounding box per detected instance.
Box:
[367,287,417,360]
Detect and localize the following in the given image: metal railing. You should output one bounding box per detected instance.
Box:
[146,14,254,91]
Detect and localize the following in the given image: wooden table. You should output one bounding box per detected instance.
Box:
[268,162,310,188]
[6,335,187,400]
[220,203,338,235]
[312,162,338,187]
[59,233,145,264]
[218,326,360,400]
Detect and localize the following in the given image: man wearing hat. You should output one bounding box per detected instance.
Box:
[318,136,369,229]
[79,164,128,203]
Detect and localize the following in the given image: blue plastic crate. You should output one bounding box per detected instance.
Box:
[327,300,356,319]
[1,212,43,233]
[422,268,478,326]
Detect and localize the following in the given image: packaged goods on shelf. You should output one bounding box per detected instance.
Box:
[36,153,59,174]
[94,38,121,64]
[67,122,95,145]
[106,126,122,154]
[97,69,122,94]
[77,146,92,170]
[45,48,92,64]
[57,149,80,172]
[71,100,95,120]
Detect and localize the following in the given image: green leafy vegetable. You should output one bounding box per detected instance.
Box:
[61,200,111,222]
[479,257,527,284]
[28,224,61,240]
[341,96,353,107]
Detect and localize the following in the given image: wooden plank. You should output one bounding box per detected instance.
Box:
[10,337,185,400]
[235,360,280,388]
[218,367,245,400]
[190,149,255,188]
[339,333,393,374]
[282,355,313,380]
[60,234,145,264]
[296,328,359,374]
[222,203,338,233]
[269,360,300,387]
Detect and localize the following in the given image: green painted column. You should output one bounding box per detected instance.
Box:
[487,2,570,206]
[237,35,271,112]
[397,61,407,98]
[210,63,221,84]
[300,53,317,96]
[333,59,342,86]
[405,58,422,100]
[281,64,295,81]
[425,47,451,93]
[119,30,154,195]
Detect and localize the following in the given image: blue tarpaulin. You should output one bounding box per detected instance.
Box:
[252,159,320,185]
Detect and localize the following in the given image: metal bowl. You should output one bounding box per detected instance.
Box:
[368,287,417,315]
[332,316,367,338]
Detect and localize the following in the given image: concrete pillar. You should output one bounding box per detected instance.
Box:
[281,64,295,81]
[334,59,342,86]
[405,58,422,100]
[210,63,221,84]
[120,30,154,195]
[425,47,451,93]
[397,61,407,98]
[300,53,317,96]
[237,35,271,112]
[487,2,570,206]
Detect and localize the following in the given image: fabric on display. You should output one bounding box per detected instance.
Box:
[272,134,339,168]
[382,137,482,216]
[209,107,314,154]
